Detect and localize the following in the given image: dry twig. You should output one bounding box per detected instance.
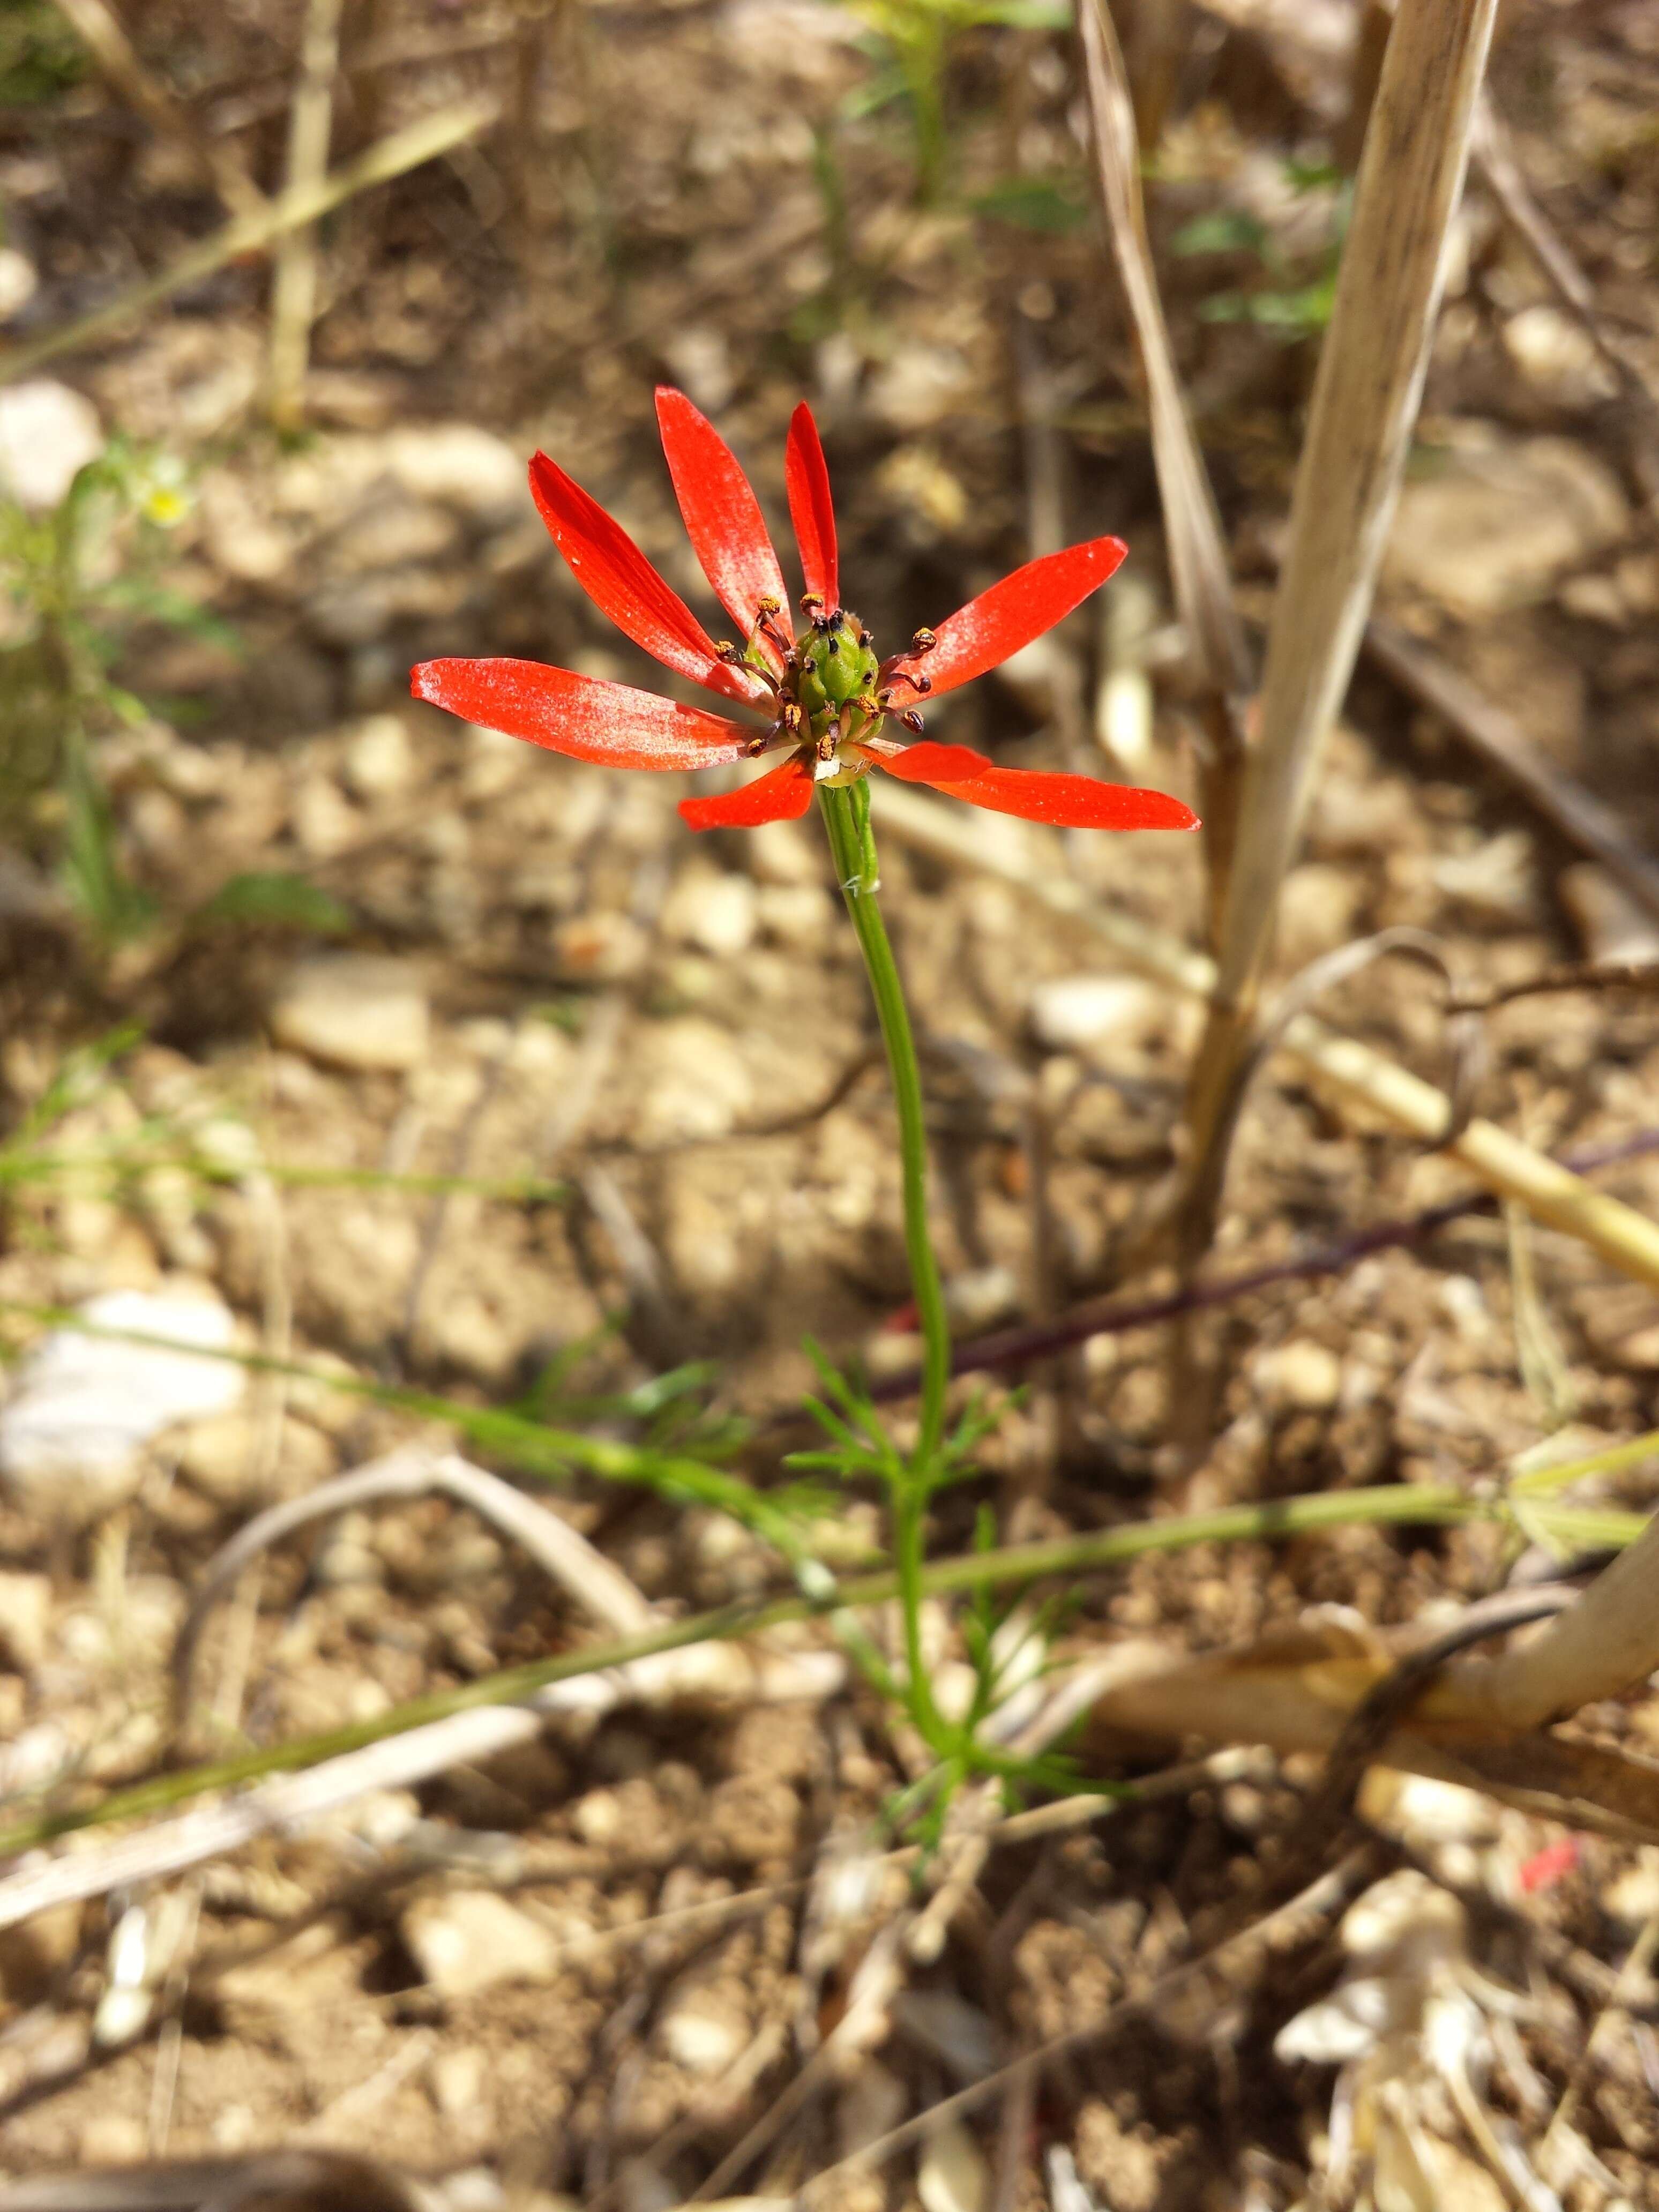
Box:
[1078,0,1252,938]
[266,0,346,428]
[1180,0,1500,1253]
[0,96,498,387]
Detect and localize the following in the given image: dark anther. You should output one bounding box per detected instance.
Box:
[910,627,938,655]
[899,709,925,734]
[743,734,772,758]
[779,700,804,735]
[881,670,931,700]
[816,731,838,764]
[715,641,743,662]
[825,632,839,655]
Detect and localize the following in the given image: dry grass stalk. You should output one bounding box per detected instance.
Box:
[1078,0,1251,944]
[1085,1543,1659,1844]
[0,95,498,388]
[871,779,1659,1292]
[266,0,347,429]
[53,0,268,219]
[1179,0,1501,1253]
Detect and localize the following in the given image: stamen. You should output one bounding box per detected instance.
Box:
[899,709,925,734]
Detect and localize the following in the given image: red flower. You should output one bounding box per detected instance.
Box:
[411,390,1199,837]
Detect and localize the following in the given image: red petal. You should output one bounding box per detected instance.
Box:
[876,739,995,784]
[655,388,790,655]
[528,453,763,707]
[412,659,751,771]
[679,753,814,831]
[901,539,1129,699]
[877,751,1198,832]
[784,402,839,611]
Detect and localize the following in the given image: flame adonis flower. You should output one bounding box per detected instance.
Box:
[412,390,1199,837]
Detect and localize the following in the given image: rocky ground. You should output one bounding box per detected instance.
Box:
[0,1,1657,2207]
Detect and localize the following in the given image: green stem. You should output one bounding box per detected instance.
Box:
[4,1482,1627,1863]
[819,779,953,1742]
[818,782,952,1461]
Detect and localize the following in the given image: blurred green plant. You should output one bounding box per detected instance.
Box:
[1170,160,1350,339]
[839,0,1069,204]
[0,0,85,104]
[0,436,234,941]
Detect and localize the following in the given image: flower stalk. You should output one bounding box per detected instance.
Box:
[819,778,951,1744]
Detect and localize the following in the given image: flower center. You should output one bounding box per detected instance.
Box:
[722,597,936,779]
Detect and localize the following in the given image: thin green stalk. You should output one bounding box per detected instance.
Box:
[2,1481,1624,1862]
[819,782,951,1460]
[819,779,952,1740]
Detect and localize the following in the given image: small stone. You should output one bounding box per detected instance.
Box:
[892,1991,1002,2082]
[838,2060,908,2157]
[1278,862,1361,965]
[658,1990,749,2073]
[342,713,414,799]
[943,1266,1019,1334]
[327,494,460,574]
[1028,974,1164,1051]
[1384,434,1627,616]
[0,246,36,320]
[402,1890,563,1998]
[1604,1855,1659,1927]
[994,632,1070,718]
[443,2170,505,2212]
[552,911,648,984]
[917,2118,991,2212]
[290,772,363,859]
[269,953,430,1072]
[80,2114,150,2166]
[1431,828,1538,922]
[1611,1322,1659,1371]
[377,423,525,520]
[1253,1339,1341,1413]
[661,326,735,414]
[0,1571,50,1670]
[0,379,102,509]
[1559,863,1659,966]
[0,1286,243,1521]
[1502,305,1617,409]
[756,883,832,945]
[748,820,818,884]
[430,2044,488,2117]
[866,345,971,432]
[662,865,759,958]
[634,1019,754,1144]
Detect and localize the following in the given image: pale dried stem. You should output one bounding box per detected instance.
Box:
[267,0,347,428]
[174,1443,654,1715]
[1444,1511,1659,1732]
[799,1848,1379,2203]
[870,781,1659,1293]
[0,1638,843,1933]
[0,96,497,387]
[53,0,268,218]
[1078,0,1251,941]
[1182,0,1500,1249]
